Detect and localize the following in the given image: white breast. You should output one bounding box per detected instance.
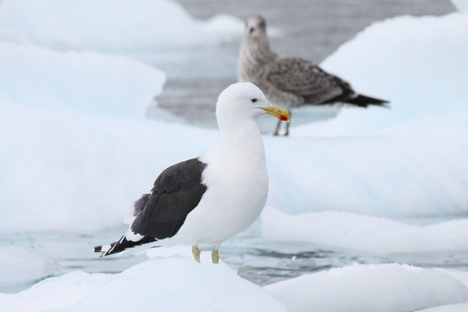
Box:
[172,122,269,245]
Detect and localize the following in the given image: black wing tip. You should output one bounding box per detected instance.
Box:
[94,242,117,257]
[96,237,156,258]
[347,94,390,108]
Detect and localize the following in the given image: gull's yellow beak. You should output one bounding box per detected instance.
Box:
[261,104,290,122]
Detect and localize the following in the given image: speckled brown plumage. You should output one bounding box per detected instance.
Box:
[238,15,388,116]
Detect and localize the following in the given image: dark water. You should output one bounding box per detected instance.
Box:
[151,0,455,129]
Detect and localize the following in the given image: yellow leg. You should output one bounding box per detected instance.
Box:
[211,248,219,264]
[192,245,201,263]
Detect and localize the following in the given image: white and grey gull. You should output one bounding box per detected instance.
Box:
[94,82,290,263]
[238,14,389,136]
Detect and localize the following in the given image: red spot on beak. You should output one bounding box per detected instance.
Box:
[280,115,288,121]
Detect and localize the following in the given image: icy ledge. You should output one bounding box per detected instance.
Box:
[262,208,468,253]
[0,41,165,118]
[1,257,466,312]
[264,263,468,312]
[0,0,244,52]
[0,256,287,312]
[0,247,57,291]
[300,11,468,136]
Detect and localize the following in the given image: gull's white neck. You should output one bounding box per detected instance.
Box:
[218,118,265,160]
[200,116,266,173]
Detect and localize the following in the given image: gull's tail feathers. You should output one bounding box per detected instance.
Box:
[346,94,390,108]
[94,236,156,257]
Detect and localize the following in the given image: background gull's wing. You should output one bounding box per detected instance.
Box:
[265,57,356,105]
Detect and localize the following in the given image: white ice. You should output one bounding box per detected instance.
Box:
[0,271,113,311]
[263,263,468,312]
[0,247,56,291]
[3,86,467,233]
[0,41,165,118]
[2,257,467,312]
[262,207,468,253]
[0,0,244,53]
[419,270,468,311]
[0,6,467,312]
[2,10,468,234]
[0,256,287,312]
[297,11,468,136]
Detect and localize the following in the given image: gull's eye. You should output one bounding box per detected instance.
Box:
[251,98,258,103]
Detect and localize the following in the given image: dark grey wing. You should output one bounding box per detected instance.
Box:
[266,57,355,104]
[131,158,207,238]
[97,158,207,256]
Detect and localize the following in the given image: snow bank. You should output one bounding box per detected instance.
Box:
[419,270,468,311]
[270,12,468,216]
[0,247,56,290]
[0,101,216,233]
[2,11,468,234]
[0,0,244,53]
[264,264,468,312]
[3,100,468,234]
[0,41,164,118]
[298,11,468,136]
[2,103,468,233]
[262,208,468,253]
[0,256,286,312]
[0,271,113,311]
[420,302,468,312]
[265,132,468,216]
[0,42,170,233]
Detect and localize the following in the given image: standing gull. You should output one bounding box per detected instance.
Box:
[94,83,289,263]
[238,15,389,136]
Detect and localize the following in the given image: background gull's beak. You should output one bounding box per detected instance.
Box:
[261,103,290,122]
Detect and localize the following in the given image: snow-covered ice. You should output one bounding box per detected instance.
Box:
[262,208,468,253]
[0,271,113,311]
[420,302,468,312]
[0,42,169,233]
[3,98,468,234]
[0,100,215,233]
[0,0,244,53]
[0,41,165,118]
[419,269,468,311]
[0,247,56,291]
[1,9,468,236]
[265,131,468,216]
[0,256,287,312]
[0,4,467,311]
[263,263,468,312]
[275,10,468,215]
[2,257,467,312]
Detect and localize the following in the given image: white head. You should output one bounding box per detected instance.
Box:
[245,14,267,38]
[216,82,289,135]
